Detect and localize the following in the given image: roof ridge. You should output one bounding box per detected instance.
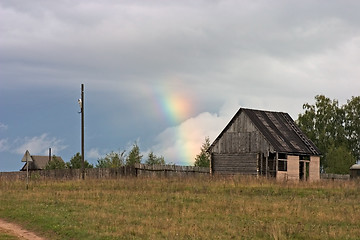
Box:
[241,107,287,114]
[30,155,60,157]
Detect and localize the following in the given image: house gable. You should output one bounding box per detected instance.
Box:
[210,110,273,154]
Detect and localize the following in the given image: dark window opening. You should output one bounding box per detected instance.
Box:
[278,153,287,159]
[278,160,287,171]
[306,162,309,180]
[300,155,310,161]
[299,162,307,180]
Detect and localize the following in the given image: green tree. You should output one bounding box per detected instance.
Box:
[297,95,358,172]
[298,95,345,155]
[145,151,165,165]
[66,152,93,169]
[344,96,360,161]
[194,136,211,167]
[126,143,142,166]
[96,151,126,168]
[45,155,66,170]
[326,145,356,174]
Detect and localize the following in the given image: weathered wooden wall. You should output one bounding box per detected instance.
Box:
[135,164,209,177]
[212,153,258,175]
[210,111,273,175]
[321,173,350,180]
[350,169,360,179]
[210,111,273,154]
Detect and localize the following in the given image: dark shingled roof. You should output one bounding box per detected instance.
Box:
[210,108,321,155]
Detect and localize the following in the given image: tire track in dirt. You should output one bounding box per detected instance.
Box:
[0,219,46,240]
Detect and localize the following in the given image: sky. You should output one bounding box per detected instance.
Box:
[1,0,360,171]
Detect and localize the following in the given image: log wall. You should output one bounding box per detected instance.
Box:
[212,153,258,175]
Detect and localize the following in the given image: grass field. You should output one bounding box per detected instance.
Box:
[0,176,359,240]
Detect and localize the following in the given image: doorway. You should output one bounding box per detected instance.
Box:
[299,161,310,180]
[299,162,305,180]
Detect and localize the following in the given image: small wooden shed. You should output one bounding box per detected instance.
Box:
[208,108,321,181]
[20,151,64,171]
[350,164,360,179]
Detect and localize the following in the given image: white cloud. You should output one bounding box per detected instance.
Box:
[14,133,67,156]
[0,139,9,152]
[0,122,8,131]
[87,148,102,160]
[150,100,240,165]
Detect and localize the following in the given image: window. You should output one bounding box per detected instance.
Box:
[278,153,287,171]
[278,160,287,171]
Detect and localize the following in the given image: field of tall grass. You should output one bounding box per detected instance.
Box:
[0,176,359,239]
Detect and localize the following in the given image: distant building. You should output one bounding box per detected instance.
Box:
[20,150,64,171]
[350,163,360,179]
[208,108,321,181]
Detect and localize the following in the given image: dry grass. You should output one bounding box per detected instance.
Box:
[0,176,359,239]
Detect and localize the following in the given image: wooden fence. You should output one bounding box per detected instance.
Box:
[0,166,352,182]
[0,164,210,181]
[320,173,350,180]
[135,163,209,177]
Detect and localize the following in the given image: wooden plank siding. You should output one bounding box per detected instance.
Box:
[211,111,273,155]
[0,165,210,181]
[212,153,258,175]
[210,111,273,175]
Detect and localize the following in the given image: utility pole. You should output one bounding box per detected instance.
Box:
[26,157,29,189]
[79,84,85,180]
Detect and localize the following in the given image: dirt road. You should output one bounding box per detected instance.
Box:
[0,219,46,240]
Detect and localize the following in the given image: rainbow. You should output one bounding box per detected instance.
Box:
[154,86,190,125]
[150,82,196,166]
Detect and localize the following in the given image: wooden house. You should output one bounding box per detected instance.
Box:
[350,163,360,179]
[20,150,64,171]
[208,108,321,181]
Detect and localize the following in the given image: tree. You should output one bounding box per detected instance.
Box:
[145,151,165,165]
[126,143,142,166]
[66,152,93,169]
[326,145,356,174]
[194,136,211,167]
[45,155,66,170]
[297,95,358,173]
[96,151,126,168]
[344,96,360,161]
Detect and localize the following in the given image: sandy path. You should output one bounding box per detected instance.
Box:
[0,219,46,240]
